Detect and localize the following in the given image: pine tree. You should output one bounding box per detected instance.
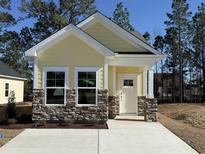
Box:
[164,27,179,102]
[192,3,205,102]
[0,0,15,32]
[0,31,22,69]
[20,0,96,42]
[165,0,192,103]
[153,35,165,101]
[112,2,134,31]
[143,32,150,43]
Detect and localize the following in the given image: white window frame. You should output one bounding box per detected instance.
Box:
[5,83,9,97]
[74,67,100,106]
[42,66,69,106]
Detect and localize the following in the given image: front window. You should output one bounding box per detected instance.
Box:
[76,68,98,105]
[44,67,68,105]
[5,83,9,97]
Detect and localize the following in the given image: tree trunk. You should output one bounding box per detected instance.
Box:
[189,69,192,103]
[201,35,205,103]
[178,27,183,103]
[155,63,158,99]
[172,68,176,103]
[161,60,164,103]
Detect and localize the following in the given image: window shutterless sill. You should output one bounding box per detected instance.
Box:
[45,104,66,107]
[76,104,98,107]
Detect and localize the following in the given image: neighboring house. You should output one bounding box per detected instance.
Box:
[0,61,26,104]
[25,12,164,123]
[154,73,180,100]
[154,73,201,102]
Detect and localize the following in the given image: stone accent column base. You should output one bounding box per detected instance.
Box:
[138,96,158,122]
[108,96,119,119]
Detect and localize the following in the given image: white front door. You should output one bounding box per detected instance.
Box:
[118,74,138,114]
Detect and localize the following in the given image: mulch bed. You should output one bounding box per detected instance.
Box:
[0,122,108,129]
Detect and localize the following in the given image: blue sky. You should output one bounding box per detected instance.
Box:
[7,0,205,42]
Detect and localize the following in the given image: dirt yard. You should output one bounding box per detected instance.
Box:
[158,103,205,153]
[0,129,23,147]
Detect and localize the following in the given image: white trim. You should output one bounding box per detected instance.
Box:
[42,66,69,106]
[25,24,114,57]
[108,56,160,67]
[147,69,154,98]
[118,73,138,80]
[104,59,108,89]
[33,57,38,89]
[77,12,164,56]
[0,75,27,81]
[114,53,165,58]
[112,66,116,95]
[74,67,100,106]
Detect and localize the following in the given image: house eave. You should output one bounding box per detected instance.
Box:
[24,24,114,58]
[107,54,164,68]
[114,53,165,59]
[0,75,27,81]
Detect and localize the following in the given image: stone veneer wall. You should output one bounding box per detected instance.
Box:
[138,96,146,116]
[138,96,158,122]
[108,96,157,122]
[32,89,108,124]
[108,96,119,119]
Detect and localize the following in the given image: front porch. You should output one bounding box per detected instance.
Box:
[115,114,145,121]
[105,54,158,121]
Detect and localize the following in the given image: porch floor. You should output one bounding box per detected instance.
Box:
[115,114,145,121]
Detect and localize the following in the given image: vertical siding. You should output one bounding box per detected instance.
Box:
[137,73,143,96]
[99,67,104,89]
[108,66,113,95]
[0,77,24,104]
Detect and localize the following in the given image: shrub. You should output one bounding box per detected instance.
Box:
[6,91,17,119]
[16,114,32,124]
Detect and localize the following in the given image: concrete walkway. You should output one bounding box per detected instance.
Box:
[0,120,198,154]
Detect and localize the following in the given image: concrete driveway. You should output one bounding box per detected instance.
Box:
[0,120,198,154]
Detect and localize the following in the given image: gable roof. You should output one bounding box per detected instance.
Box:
[25,24,114,57]
[0,61,26,80]
[77,11,164,56]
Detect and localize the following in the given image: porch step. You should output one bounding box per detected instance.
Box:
[115,115,145,121]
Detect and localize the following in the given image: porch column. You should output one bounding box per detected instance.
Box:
[112,66,116,95]
[33,57,38,89]
[143,69,147,97]
[104,60,108,89]
[147,68,154,98]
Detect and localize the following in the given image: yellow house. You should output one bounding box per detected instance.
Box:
[0,61,26,104]
[25,12,164,123]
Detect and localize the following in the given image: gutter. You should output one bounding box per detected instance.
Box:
[0,75,27,81]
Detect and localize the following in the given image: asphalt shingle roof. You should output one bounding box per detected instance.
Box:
[0,61,25,79]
